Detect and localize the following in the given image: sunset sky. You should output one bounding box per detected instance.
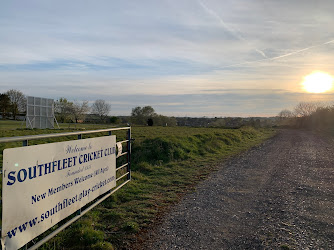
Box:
[1,0,334,117]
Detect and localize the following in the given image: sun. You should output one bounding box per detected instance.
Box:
[302,71,333,93]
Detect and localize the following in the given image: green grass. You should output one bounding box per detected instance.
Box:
[0,121,276,249]
[0,120,25,130]
[0,120,118,130]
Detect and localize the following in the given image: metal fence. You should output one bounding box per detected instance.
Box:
[0,127,132,249]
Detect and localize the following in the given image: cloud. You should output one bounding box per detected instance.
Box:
[197,0,267,58]
[1,1,334,116]
[218,38,334,69]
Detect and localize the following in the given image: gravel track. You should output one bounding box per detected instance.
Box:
[142,129,334,249]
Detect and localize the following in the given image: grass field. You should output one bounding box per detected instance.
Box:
[0,120,276,249]
[0,120,116,130]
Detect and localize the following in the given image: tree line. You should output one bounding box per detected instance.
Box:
[0,89,114,123]
[4,89,304,128]
[55,98,112,123]
[0,89,176,126]
[278,101,334,130]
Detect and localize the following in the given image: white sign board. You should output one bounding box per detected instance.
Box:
[2,136,116,249]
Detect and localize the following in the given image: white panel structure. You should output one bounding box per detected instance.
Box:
[26,96,55,129]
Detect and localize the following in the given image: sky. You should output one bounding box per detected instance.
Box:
[1,0,334,117]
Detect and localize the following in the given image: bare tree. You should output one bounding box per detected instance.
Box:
[6,89,26,119]
[278,109,294,119]
[91,99,111,122]
[72,101,90,123]
[294,102,320,117]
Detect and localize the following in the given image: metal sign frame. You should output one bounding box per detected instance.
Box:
[0,127,131,249]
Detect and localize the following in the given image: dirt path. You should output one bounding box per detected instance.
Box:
[142,129,334,249]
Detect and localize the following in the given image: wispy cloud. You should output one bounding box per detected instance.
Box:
[1,0,334,116]
[198,0,267,58]
[220,38,334,69]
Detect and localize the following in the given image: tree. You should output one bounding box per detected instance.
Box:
[294,102,319,117]
[131,106,156,125]
[54,98,74,123]
[278,109,294,119]
[6,89,26,119]
[0,93,11,118]
[91,99,111,123]
[130,107,143,124]
[71,101,90,123]
[109,116,120,124]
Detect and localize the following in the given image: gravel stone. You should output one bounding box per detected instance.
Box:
[141,129,334,249]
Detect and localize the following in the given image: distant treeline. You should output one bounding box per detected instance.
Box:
[278,102,334,130]
[1,89,280,128]
[119,114,278,128]
[176,117,277,128]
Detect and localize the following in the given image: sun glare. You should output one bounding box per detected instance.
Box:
[302,71,333,93]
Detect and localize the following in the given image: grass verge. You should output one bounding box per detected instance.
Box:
[0,123,276,249]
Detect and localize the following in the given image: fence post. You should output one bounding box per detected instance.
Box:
[127,128,131,180]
